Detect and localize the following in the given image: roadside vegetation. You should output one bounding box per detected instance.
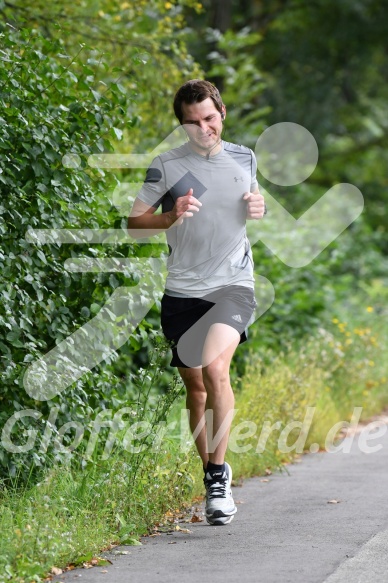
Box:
[1,297,387,581]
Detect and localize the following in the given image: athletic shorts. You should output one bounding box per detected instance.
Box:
[160,285,256,368]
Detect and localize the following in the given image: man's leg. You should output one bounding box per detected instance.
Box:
[199,323,241,525]
[178,366,209,468]
[201,323,240,464]
[177,323,241,525]
[178,322,240,465]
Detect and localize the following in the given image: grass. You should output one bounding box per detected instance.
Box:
[0,431,199,581]
[228,301,388,476]
[0,303,387,582]
[0,346,198,582]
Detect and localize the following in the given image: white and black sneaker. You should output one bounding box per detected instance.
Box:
[204,462,237,525]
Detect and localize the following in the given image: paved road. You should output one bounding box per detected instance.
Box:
[53,420,388,583]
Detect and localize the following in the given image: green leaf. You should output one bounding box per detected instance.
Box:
[73,553,94,565]
[91,89,101,102]
[6,330,21,342]
[95,558,110,566]
[36,250,47,264]
[119,536,142,546]
[112,127,123,141]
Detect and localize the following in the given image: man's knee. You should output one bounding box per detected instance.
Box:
[202,358,230,388]
[179,367,206,394]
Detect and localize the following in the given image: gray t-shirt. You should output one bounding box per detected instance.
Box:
[137,140,258,297]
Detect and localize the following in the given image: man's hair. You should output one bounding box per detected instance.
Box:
[173,79,223,123]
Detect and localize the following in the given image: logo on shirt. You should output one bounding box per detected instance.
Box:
[232,314,243,323]
[234,176,244,182]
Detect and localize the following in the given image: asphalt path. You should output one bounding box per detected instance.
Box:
[53,416,388,583]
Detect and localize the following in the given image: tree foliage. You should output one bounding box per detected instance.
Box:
[1,0,204,148]
[187,0,388,250]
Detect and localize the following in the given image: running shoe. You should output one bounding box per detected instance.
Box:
[204,462,237,525]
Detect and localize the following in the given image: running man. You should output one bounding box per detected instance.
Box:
[127,79,266,525]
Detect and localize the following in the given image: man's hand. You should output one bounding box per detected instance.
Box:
[168,188,202,227]
[127,188,202,235]
[243,191,266,220]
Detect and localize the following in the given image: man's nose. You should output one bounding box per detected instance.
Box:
[198,121,209,132]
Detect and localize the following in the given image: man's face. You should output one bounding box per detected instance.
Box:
[181,97,225,154]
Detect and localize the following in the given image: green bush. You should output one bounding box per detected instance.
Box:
[0,26,172,482]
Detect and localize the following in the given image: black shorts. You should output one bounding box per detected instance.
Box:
[160,285,256,368]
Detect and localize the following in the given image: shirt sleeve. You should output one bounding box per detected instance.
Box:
[136,156,167,209]
[250,149,259,192]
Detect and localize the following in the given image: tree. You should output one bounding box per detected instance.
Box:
[185,0,388,249]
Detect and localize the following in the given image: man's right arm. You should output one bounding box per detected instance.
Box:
[127,188,201,238]
[127,198,175,235]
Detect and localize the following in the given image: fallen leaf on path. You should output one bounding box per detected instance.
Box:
[327,499,341,504]
[84,557,111,568]
[51,567,63,575]
[175,525,192,533]
[190,514,203,523]
[265,468,272,475]
[260,479,269,482]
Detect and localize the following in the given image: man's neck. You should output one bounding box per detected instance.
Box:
[189,139,223,158]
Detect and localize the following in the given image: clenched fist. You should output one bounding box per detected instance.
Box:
[168,188,202,227]
[243,191,266,220]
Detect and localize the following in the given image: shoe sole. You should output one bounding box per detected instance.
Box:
[205,510,236,526]
[206,514,235,526]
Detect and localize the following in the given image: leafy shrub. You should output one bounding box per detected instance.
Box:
[0,26,173,482]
